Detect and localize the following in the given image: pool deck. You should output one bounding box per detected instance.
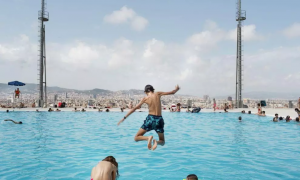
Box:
[1,107,298,119]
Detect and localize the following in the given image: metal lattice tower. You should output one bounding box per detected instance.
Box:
[37,0,49,107]
[235,0,246,108]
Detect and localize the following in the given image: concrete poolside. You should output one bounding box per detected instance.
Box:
[1,107,298,119]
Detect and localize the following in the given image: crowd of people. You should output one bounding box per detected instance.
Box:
[239,103,300,122]
[271,108,300,122]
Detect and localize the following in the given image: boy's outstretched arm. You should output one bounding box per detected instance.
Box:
[117,97,146,126]
[158,85,180,96]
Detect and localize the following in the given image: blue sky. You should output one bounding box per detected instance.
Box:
[0,0,300,96]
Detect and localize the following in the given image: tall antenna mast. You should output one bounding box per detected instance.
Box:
[37,0,49,107]
[235,0,246,108]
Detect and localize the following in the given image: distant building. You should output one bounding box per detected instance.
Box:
[289,101,293,108]
[88,100,94,106]
[228,96,232,101]
[203,95,209,101]
[243,98,250,104]
[54,94,58,102]
[187,99,192,108]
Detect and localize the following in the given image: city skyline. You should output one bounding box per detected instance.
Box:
[0,0,300,96]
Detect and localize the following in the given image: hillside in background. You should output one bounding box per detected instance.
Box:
[0,83,298,99]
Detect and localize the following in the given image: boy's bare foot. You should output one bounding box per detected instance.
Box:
[148,136,153,150]
[152,139,158,151]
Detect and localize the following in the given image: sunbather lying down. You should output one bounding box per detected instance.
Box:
[4,119,22,124]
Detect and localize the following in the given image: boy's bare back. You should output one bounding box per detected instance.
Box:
[142,85,180,116]
[144,92,163,116]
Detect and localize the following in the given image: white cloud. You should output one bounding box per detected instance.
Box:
[143,39,165,62]
[227,24,263,41]
[177,69,193,80]
[108,38,135,68]
[203,20,219,31]
[104,6,148,31]
[1,22,300,96]
[283,23,300,38]
[186,21,263,55]
[187,20,225,50]
[131,16,148,31]
[0,34,36,63]
[103,6,135,24]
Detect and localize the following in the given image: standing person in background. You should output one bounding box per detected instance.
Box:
[15,88,20,98]
[228,99,233,109]
[176,103,181,112]
[256,103,262,115]
[298,97,300,108]
[295,108,300,119]
[213,98,216,111]
[128,102,133,109]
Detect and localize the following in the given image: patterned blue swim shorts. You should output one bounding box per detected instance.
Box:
[141,115,164,133]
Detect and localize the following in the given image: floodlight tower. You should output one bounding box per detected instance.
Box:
[235,0,246,108]
[37,0,49,107]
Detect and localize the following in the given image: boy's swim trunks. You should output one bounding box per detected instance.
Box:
[141,115,164,133]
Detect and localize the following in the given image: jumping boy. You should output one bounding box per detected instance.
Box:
[117,84,180,151]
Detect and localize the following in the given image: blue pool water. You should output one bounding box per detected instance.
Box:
[1,112,300,180]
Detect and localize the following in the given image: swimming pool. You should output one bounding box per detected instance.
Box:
[1,112,300,180]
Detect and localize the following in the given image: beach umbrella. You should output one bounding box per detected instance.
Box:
[8,81,26,86]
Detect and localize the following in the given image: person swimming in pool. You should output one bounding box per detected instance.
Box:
[4,119,22,124]
[117,84,180,150]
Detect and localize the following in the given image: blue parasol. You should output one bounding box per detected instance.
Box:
[8,81,26,86]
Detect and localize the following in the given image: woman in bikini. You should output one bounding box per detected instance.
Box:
[118,84,180,150]
[91,156,119,180]
[256,103,262,115]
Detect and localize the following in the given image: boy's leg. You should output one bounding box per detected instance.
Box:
[134,128,153,150]
[152,132,165,150]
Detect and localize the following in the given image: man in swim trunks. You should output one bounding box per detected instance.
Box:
[117,84,180,150]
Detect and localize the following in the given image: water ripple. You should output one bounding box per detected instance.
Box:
[1,112,300,179]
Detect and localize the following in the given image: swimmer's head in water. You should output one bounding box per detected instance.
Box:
[19,121,23,124]
[238,116,242,120]
[144,85,155,93]
[186,174,198,180]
